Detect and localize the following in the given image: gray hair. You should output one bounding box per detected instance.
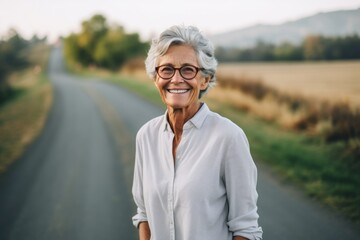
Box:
[145,25,218,98]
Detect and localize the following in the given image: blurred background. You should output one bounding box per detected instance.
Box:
[1,0,360,239]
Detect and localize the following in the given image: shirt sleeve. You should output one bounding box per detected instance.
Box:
[224,128,263,240]
[132,132,148,228]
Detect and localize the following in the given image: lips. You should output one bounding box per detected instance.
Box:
[167,89,190,94]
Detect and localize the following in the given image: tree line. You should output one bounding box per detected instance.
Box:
[215,34,360,62]
[63,14,149,70]
[0,29,46,103]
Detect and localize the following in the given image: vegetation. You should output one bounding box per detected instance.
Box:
[208,67,359,224]
[215,34,360,62]
[69,60,360,224]
[216,74,360,141]
[0,31,52,174]
[60,13,360,223]
[205,97,360,224]
[214,74,360,178]
[0,29,47,103]
[63,14,149,71]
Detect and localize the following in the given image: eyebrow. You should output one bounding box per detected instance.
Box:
[158,63,197,67]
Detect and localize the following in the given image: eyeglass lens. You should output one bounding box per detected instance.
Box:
[157,65,199,80]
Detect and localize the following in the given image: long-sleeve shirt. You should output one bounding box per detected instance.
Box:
[132,103,263,240]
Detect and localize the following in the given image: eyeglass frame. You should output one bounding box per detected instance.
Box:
[155,64,206,80]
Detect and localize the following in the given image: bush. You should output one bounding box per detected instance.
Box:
[0,29,45,103]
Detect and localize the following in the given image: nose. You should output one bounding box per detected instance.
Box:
[170,69,185,83]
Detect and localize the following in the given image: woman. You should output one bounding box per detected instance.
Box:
[132,25,263,240]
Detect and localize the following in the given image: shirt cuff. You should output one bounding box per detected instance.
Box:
[233,226,263,240]
[132,208,148,228]
[227,211,263,239]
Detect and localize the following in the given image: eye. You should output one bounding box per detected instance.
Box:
[181,66,196,74]
[160,66,174,74]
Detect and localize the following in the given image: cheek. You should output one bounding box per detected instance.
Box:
[154,79,165,91]
[154,80,168,100]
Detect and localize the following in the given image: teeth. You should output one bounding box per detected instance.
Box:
[168,89,188,94]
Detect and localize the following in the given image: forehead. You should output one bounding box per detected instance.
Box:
[158,45,198,66]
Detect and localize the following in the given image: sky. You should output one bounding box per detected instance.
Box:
[0,0,359,42]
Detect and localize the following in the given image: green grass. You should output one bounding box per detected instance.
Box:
[69,65,360,225]
[0,45,53,174]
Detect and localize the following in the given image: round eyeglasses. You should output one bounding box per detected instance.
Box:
[155,65,205,80]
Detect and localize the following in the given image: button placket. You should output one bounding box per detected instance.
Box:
[166,130,176,240]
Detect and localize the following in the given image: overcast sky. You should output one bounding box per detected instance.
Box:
[1,0,359,42]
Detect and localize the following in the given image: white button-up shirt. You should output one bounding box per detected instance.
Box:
[132,103,263,240]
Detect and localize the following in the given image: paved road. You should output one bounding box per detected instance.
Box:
[0,47,359,239]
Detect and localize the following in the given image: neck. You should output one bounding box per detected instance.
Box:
[167,102,201,134]
[167,102,201,161]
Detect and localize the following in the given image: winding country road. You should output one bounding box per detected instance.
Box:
[0,47,359,239]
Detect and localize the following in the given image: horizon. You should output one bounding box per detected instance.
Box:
[0,0,359,42]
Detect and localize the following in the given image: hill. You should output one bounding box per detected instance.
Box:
[210,8,360,48]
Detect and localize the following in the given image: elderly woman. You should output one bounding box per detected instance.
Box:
[132,25,263,240]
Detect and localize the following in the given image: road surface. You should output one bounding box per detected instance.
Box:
[0,47,359,239]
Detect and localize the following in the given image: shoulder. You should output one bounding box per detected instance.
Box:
[203,109,251,148]
[205,110,246,138]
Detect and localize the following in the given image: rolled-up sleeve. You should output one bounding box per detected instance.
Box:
[224,129,263,239]
[132,133,148,228]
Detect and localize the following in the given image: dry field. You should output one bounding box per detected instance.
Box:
[217,61,360,107]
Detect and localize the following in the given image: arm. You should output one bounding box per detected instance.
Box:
[225,129,263,239]
[132,133,149,231]
[139,222,151,240]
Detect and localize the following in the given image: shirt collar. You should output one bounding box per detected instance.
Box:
[162,103,210,132]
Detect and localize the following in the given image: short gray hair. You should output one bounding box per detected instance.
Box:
[145,25,218,98]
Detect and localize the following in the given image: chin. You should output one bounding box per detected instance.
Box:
[164,97,190,108]
[166,102,189,109]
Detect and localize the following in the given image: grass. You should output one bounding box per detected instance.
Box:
[214,75,360,143]
[0,44,53,174]
[206,81,360,224]
[207,100,359,220]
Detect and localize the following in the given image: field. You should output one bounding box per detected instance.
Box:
[217,61,360,107]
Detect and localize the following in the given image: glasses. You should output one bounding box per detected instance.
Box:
[155,65,205,80]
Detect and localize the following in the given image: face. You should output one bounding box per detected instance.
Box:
[155,45,210,111]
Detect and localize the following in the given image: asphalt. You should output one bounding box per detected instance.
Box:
[0,47,359,240]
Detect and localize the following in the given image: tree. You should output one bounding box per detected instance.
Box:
[302,35,325,60]
[64,14,149,70]
[0,29,31,102]
[274,42,302,60]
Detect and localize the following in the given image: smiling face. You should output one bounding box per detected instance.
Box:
[155,44,210,114]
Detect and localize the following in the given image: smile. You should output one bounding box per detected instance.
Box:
[167,89,190,94]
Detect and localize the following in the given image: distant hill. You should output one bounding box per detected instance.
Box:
[210,8,360,48]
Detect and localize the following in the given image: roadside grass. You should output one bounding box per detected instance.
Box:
[69,64,360,225]
[0,44,53,174]
[205,98,360,222]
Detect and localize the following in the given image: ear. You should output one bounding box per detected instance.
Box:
[200,75,211,90]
